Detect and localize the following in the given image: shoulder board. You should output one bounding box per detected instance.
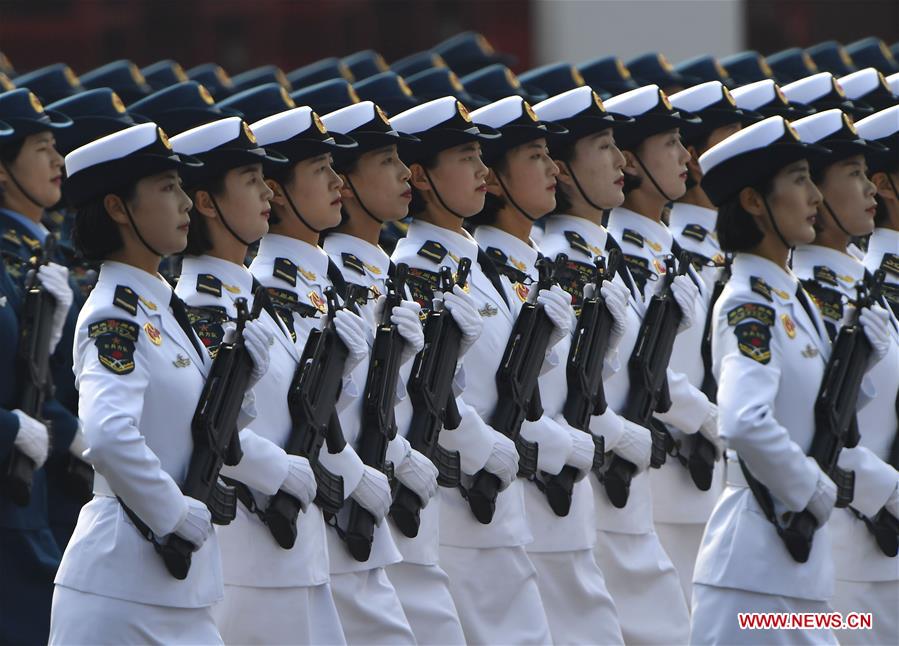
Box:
[341,252,366,275]
[417,240,448,264]
[88,318,139,374]
[113,284,139,315]
[196,273,222,297]
[750,276,773,302]
[682,223,708,242]
[1,228,21,248]
[405,266,440,309]
[880,253,899,277]
[812,265,838,286]
[485,245,508,266]
[621,228,644,248]
[881,282,899,306]
[21,234,41,252]
[802,280,844,322]
[273,257,298,286]
[734,320,772,365]
[564,230,592,257]
[727,303,775,327]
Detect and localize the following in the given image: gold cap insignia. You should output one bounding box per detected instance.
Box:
[242,121,257,143]
[198,84,215,105]
[572,67,585,86]
[723,87,737,106]
[173,63,188,82]
[376,105,391,124]
[398,76,413,97]
[158,127,172,149]
[312,111,328,134]
[616,58,631,79]
[802,53,818,71]
[129,63,146,86]
[215,65,232,87]
[505,67,521,89]
[433,54,447,68]
[523,101,539,122]
[28,91,44,114]
[659,90,673,110]
[842,112,857,133]
[449,71,464,91]
[457,100,472,122]
[593,91,606,110]
[279,86,296,108]
[63,65,79,88]
[111,92,127,113]
[476,34,495,56]
[348,85,361,103]
[658,53,674,72]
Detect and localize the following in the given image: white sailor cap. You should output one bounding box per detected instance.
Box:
[469,95,566,163]
[854,104,899,171]
[64,121,202,208]
[699,116,829,206]
[837,67,899,110]
[250,106,357,169]
[390,96,500,163]
[603,84,700,148]
[781,71,873,118]
[532,86,630,142]
[792,108,886,171]
[731,79,814,119]
[888,72,899,97]
[669,81,762,143]
[320,100,419,167]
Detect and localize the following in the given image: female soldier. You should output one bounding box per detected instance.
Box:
[470,90,629,645]
[390,96,554,645]
[249,105,418,644]
[320,100,460,645]
[691,115,889,644]
[48,122,268,643]
[790,108,899,645]
[168,116,348,644]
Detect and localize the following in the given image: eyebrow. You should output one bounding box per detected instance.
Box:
[307,154,330,163]
[239,164,262,174]
[784,161,809,174]
[157,171,178,182]
[456,144,478,153]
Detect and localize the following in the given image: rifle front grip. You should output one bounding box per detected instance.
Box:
[263,489,301,549]
[344,499,376,562]
[1,452,35,506]
[160,535,194,580]
[602,455,636,508]
[466,470,500,524]
[390,483,423,538]
[782,510,818,563]
[542,465,577,517]
[688,436,717,492]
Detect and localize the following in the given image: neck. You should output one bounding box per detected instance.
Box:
[622,188,666,223]
[884,202,899,231]
[2,195,43,222]
[416,207,465,233]
[564,197,606,228]
[679,184,715,210]
[106,246,161,277]
[749,235,790,270]
[337,205,384,246]
[207,240,249,267]
[812,225,852,255]
[270,208,320,245]
[492,206,533,243]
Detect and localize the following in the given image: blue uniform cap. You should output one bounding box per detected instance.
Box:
[290,79,360,115]
[626,52,701,91]
[229,66,292,96]
[47,88,138,156]
[217,82,296,124]
[806,41,857,77]
[720,51,775,85]
[518,63,586,97]
[141,60,189,92]
[461,64,548,105]
[129,81,242,137]
[432,31,516,76]
[353,71,419,117]
[342,50,390,82]
[846,37,899,75]
[13,64,83,104]
[79,60,152,104]
[391,51,447,79]
[186,63,234,101]
[675,55,736,89]
[577,56,638,97]
[287,58,354,89]
[0,88,71,143]
[766,48,820,84]
[405,67,490,110]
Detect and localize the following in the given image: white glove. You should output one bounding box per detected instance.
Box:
[613,419,653,473]
[566,427,598,480]
[350,465,392,524]
[392,300,425,364]
[172,496,213,548]
[395,449,439,506]
[697,403,725,460]
[222,319,273,387]
[805,466,838,527]
[537,284,575,349]
[334,309,371,375]
[443,284,483,357]
[859,304,891,369]
[69,426,89,460]
[599,279,630,352]
[483,430,519,491]
[38,263,73,353]
[670,274,699,333]
[885,483,899,518]
[12,410,49,468]
[280,455,317,511]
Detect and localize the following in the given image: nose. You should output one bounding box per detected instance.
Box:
[613,145,626,169]
[329,167,344,190]
[399,160,412,182]
[809,182,823,207]
[262,180,274,201]
[548,158,560,178]
[475,156,488,177]
[677,141,691,165]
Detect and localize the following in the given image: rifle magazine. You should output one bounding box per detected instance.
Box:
[833,467,855,508]
[433,445,461,488]
[312,462,345,515]
[208,479,237,525]
[515,435,539,479]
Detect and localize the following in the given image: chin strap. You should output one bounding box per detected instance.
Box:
[277,180,329,234]
[344,174,387,225]
[121,198,164,257]
[762,196,793,250]
[822,199,853,237]
[423,167,468,220]
[632,152,677,203]
[567,162,610,213]
[209,193,257,246]
[0,161,49,211]
[494,172,541,222]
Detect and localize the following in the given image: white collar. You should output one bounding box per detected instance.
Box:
[180,255,255,297]
[865,227,899,262]
[607,206,673,253]
[397,219,481,267]
[792,244,865,287]
[473,225,540,275]
[96,260,174,307]
[255,233,331,284]
[322,232,391,278]
[731,253,799,299]
[542,213,609,256]
[668,202,718,232]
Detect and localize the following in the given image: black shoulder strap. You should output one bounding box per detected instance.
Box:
[476,247,510,309]
[251,277,280,326]
[326,258,348,300]
[604,234,636,296]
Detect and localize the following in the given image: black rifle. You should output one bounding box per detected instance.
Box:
[390,259,471,538]
[603,253,688,508]
[155,292,263,579]
[543,252,622,516]
[465,256,557,524]
[344,266,409,561]
[263,287,365,549]
[742,275,884,563]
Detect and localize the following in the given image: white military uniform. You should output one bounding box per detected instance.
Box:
[652,202,726,604]
[393,219,552,645]
[323,232,466,646]
[544,213,691,644]
[175,255,345,645]
[49,261,222,645]
[475,223,625,646]
[249,233,415,645]
[794,242,899,646]
[691,253,838,645]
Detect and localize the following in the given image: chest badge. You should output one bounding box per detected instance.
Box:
[514,282,529,302]
[172,353,192,368]
[781,313,796,339]
[801,344,819,358]
[308,290,327,314]
[369,284,382,299]
[479,303,498,317]
[143,322,163,345]
[653,258,667,275]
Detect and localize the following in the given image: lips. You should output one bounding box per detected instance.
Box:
[476,183,487,193]
[330,197,342,206]
[401,189,412,199]
[261,210,271,219]
[547,183,557,191]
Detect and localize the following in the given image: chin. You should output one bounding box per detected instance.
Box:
[669,182,688,200]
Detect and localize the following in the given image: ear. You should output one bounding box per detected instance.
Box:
[554,159,576,189]
[266,179,287,207]
[621,149,640,177]
[872,171,898,202]
[738,185,765,217]
[192,189,217,219]
[337,174,355,200]
[686,144,703,181]
[103,193,130,225]
[409,163,431,192]
[484,168,504,198]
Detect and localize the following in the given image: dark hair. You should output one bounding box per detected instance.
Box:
[72,181,138,261]
[549,138,577,215]
[466,155,509,231]
[873,166,899,228]
[409,153,440,217]
[0,138,26,207]
[716,177,774,253]
[184,174,227,256]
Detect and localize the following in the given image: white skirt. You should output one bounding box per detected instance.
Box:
[386,561,466,645]
[593,529,690,645]
[654,521,706,609]
[440,543,552,645]
[529,548,624,645]
[212,582,345,645]
[690,583,838,645]
[330,568,416,645]
[49,584,222,645]
[832,578,899,646]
